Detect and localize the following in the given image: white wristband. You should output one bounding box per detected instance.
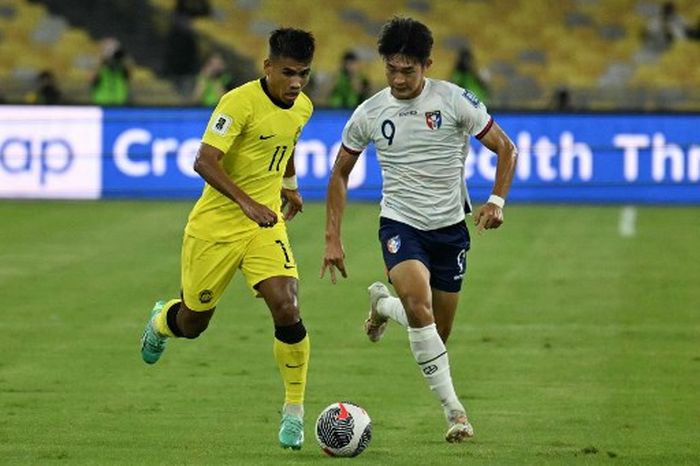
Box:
[281,175,298,190]
[487,194,505,208]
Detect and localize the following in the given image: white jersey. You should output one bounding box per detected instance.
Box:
[342,78,492,231]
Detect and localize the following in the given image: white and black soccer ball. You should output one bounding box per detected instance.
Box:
[315,401,372,457]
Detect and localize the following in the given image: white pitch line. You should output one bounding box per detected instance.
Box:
[618,206,637,238]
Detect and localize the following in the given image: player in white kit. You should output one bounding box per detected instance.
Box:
[321,17,517,442]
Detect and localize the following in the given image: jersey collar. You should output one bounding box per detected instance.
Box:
[260,77,294,109]
[389,78,431,104]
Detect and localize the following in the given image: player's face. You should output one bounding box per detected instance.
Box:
[264,57,312,105]
[384,55,432,100]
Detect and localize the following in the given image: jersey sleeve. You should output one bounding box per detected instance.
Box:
[201,90,252,153]
[341,105,370,154]
[455,87,492,139]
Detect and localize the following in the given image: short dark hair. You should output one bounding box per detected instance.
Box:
[377,17,433,64]
[269,28,315,63]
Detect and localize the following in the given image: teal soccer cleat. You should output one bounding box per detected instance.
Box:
[140,301,167,364]
[279,414,304,450]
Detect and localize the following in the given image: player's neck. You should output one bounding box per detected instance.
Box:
[260,77,294,109]
[391,78,427,100]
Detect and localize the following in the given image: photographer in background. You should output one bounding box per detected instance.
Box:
[190,53,234,106]
[91,38,131,106]
[26,70,62,105]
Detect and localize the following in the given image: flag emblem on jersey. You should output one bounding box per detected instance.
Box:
[425,111,442,130]
[386,235,401,254]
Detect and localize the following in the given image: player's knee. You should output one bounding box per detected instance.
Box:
[273,299,300,326]
[403,296,432,322]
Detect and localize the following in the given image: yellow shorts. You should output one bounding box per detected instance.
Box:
[181,223,298,311]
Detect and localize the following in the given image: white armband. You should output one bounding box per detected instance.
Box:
[487,194,505,208]
[282,175,298,190]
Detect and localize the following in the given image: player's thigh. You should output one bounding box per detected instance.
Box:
[379,217,434,325]
[181,233,243,311]
[241,223,298,297]
[388,260,434,327]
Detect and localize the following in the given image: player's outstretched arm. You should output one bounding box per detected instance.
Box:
[194,143,279,227]
[474,121,517,233]
[321,146,359,283]
[281,150,303,221]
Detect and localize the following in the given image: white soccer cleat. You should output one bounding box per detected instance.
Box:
[445,410,474,443]
[364,282,390,342]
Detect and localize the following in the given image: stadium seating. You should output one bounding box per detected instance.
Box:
[1,0,699,109]
[0,0,180,104]
[165,0,700,110]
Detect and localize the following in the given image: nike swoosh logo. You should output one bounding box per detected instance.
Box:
[285,363,305,368]
[259,134,275,140]
[283,264,296,269]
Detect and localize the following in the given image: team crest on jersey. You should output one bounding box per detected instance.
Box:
[425,111,442,130]
[386,235,401,254]
[462,89,481,108]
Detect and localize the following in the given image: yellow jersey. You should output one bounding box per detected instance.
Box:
[185,78,313,241]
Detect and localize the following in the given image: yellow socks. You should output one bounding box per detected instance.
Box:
[154,299,181,338]
[273,334,310,406]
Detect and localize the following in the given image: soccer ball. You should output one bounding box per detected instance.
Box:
[315,401,372,457]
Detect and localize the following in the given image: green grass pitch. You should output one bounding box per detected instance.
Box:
[1,200,698,465]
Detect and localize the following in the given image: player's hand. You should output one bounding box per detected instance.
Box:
[474,202,504,234]
[320,240,348,284]
[281,188,303,221]
[240,198,278,228]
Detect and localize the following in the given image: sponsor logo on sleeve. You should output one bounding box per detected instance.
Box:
[462,89,481,108]
[210,113,232,136]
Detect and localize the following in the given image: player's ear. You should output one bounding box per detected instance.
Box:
[263,58,272,74]
[424,58,433,71]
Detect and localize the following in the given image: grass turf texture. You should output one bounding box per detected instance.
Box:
[0,200,698,465]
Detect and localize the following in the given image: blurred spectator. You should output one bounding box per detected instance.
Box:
[25,70,62,105]
[450,45,491,104]
[91,38,131,106]
[550,87,574,111]
[191,53,234,106]
[328,50,370,109]
[175,0,211,17]
[687,15,700,40]
[643,1,687,52]
[163,13,200,94]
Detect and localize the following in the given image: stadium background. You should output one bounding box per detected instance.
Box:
[1,0,699,464]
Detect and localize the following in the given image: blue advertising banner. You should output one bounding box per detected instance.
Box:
[100,109,700,204]
[102,108,209,198]
[479,113,700,204]
[2,106,698,203]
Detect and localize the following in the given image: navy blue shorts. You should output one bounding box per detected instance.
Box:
[378,217,471,293]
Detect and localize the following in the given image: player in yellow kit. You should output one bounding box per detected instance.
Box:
[139,28,315,451]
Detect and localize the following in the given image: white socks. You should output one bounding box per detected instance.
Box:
[408,323,464,413]
[377,296,409,327]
